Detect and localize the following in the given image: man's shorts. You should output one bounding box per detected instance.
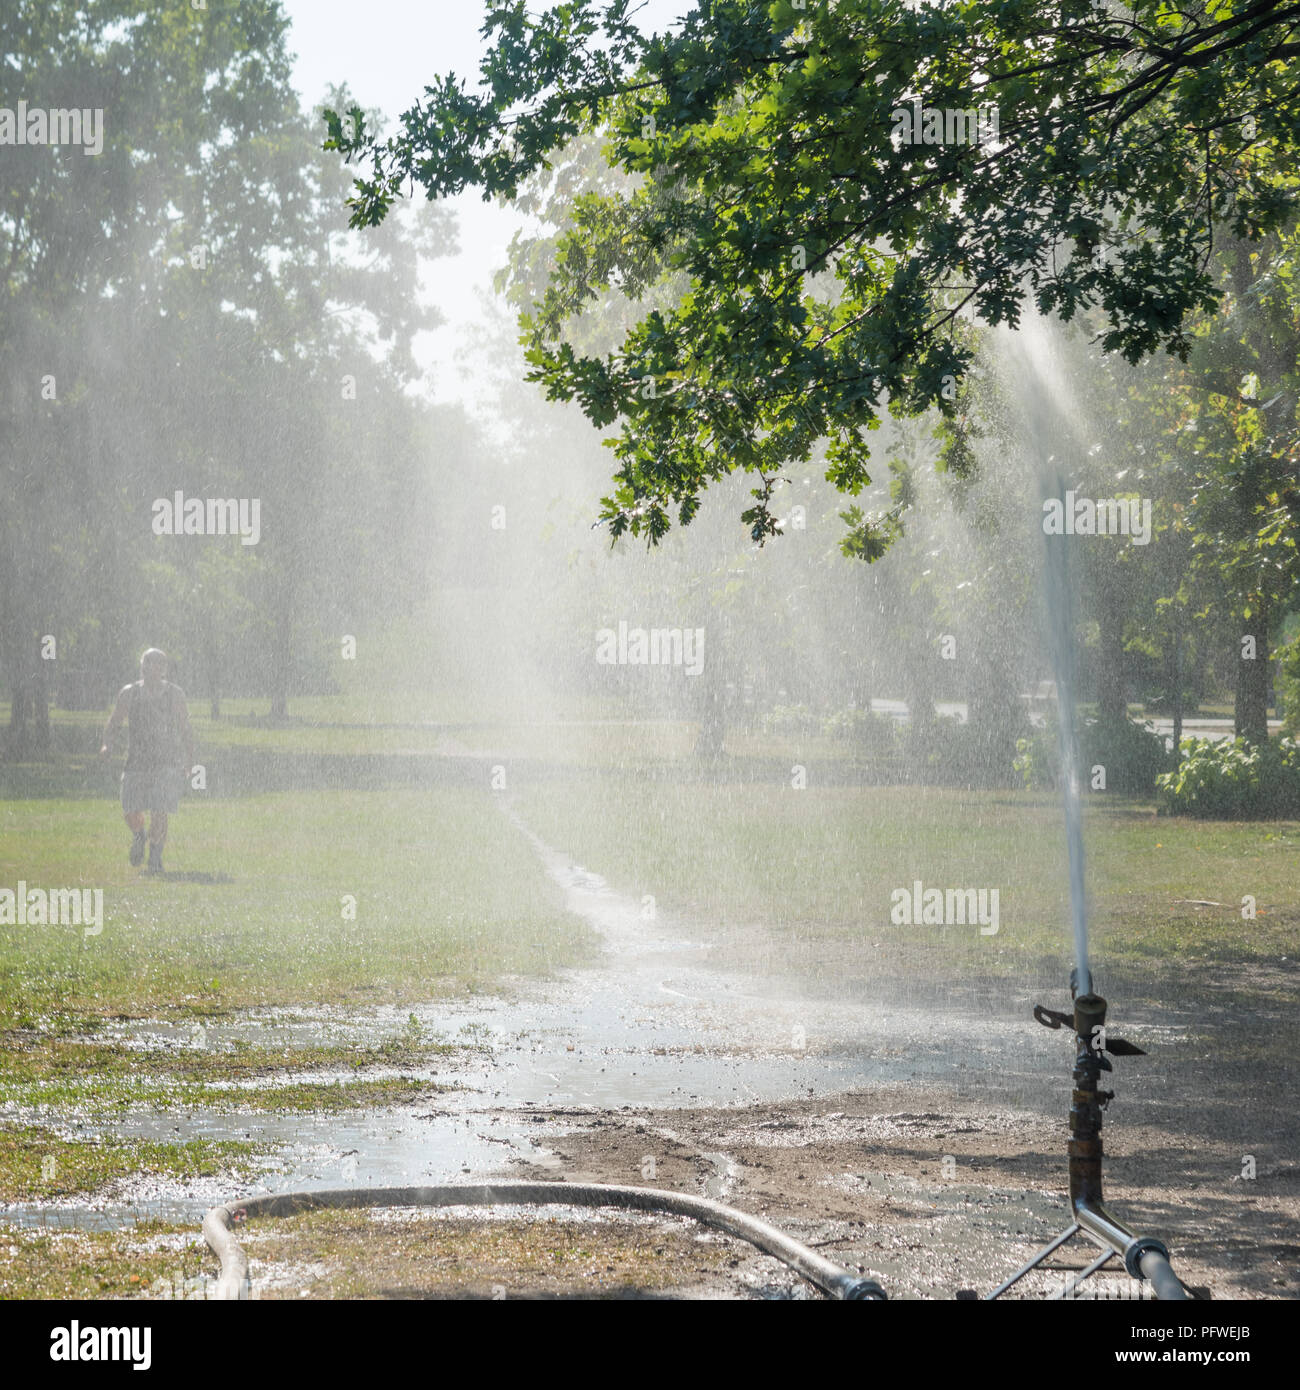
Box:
[121,767,183,815]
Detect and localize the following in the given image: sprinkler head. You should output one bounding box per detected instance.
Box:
[992,981,1189,1301]
[1034,989,1146,1059]
[1073,992,1107,1037]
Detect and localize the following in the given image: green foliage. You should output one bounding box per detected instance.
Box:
[1156,736,1300,818]
[838,504,906,563]
[1015,717,1169,796]
[0,6,463,732]
[760,703,820,737]
[327,0,1300,548]
[910,715,1021,790]
[821,706,898,757]
[1282,634,1300,737]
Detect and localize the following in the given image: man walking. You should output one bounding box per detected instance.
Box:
[100,649,195,874]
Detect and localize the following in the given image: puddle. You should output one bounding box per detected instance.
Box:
[1,802,1188,1234]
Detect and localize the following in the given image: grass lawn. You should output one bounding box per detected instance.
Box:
[1,704,451,764]
[0,779,594,1209]
[515,780,1300,999]
[0,1209,726,1299]
[0,1123,263,1204]
[0,785,595,1029]
[0,1035,461,1116]
[0,1220,212,1300]
[0,694,646,761]
[1,700,919,767]
[230,1208,728,1300]
[3,718,1295,1220]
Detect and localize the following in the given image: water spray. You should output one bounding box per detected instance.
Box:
[980,457,1195,1300]
[1043,462,1092,998]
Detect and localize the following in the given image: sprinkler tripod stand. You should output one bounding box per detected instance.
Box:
[983,981,1197,1301]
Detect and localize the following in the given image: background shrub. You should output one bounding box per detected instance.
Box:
[1156,737,1300,818]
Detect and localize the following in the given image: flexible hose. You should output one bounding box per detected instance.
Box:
[202,1181,886,1301]
[1138,1248,1192,1302]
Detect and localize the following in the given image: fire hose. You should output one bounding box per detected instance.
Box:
[202,1181,888,1301]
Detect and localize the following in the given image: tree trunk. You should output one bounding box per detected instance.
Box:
[1235,601,1271,746]
[1,591,30,756]
[904,631,937,736]
[1170,617,1183,770]
[32,635,51,754]
[6,674,29,757]
[1095,588,1127,723]
[695,688,726,760]
[269,579,293,721]
[206,631,221,720]
[693,622,727,760]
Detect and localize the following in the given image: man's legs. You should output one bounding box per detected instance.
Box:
[147,811,168,873]
[123,810,147,865]
[123,771,177,872]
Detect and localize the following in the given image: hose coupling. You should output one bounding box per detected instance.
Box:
[837,1276,888,1301]
[1125,1235,1170,1281]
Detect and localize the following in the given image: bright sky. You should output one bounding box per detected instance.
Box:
[279,0,690,405]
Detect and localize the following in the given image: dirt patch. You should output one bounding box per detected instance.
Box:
[236,1207,734,1299]
[516,1086,1300,1300]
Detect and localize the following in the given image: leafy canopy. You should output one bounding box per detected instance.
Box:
[325,0,1300,549]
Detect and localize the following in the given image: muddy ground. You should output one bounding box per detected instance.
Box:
[212,1054,1297,1301]
[512,1085,1298,1299]
[4,807,1296,1300]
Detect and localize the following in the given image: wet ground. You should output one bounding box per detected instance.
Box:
[4,800,1296,1298]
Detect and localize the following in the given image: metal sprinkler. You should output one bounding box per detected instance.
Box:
[980,974,1197,1301]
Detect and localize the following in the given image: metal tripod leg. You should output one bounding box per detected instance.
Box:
[985,1222,1080,1300]
[1051,1245,1116,1300]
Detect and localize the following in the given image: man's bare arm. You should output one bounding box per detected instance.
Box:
[100,687,131,757]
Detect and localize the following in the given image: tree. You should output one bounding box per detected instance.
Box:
[1185,227,1300,742]
[0,0,304,749]
[326,0,1300,550]
[147,80,455,720]
[1,6,463,746]
[1110,215,1300,744]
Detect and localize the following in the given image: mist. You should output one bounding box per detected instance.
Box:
[1,0,1296,1323]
